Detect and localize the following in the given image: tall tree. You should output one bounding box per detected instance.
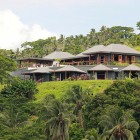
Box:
[99,106,139,140]
[41,96,72,140]
[0,53,16,83]
[136,21,140,30]
[65,85,85,128]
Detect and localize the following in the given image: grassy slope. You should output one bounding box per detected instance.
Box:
[35,80,113,102]
[0,80,113,103]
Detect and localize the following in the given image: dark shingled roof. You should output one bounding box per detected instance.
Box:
[17,57,52,61]
[107,65,126,72]
[83,45,105,54]
[31,67,51,73]
[43,51,75,60]
[75,53,89,58]
[88,64,112,71]
[100,44,140,55]
[22,67,51,74]
[52,65,86,73]
[121,64,140,71]
[75,65,94,73]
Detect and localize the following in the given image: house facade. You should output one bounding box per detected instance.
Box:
[15,44,140,81]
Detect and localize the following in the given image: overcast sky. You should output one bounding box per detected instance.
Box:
[0,0,140,50]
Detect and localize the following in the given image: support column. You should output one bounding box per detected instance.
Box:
[104,55,108,64]
[95,72,97,80]
[131,56,136,63]
[125,55,128,63]
[92,71,95,80]
[106,71,108,80]
[89,55,91,65]
[111,54,114,61]
[65,71,67,80]
[60,73,61,81]
[33,73,36,81]
[97,54,100,64]
[118,55,122,63]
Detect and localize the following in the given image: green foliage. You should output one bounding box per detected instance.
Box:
[83,128,100,140]
[39,95,73,140]
[0,80,140,139]
[69,123,85,140]
[84,80,140,139]
[0,53,16,83]
[99,106,139,140]
[1,79,38,99]
[14,23,140,58]
[2,22,140,60]
[136,21,140,30]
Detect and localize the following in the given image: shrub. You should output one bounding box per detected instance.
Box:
[1,79,38,99]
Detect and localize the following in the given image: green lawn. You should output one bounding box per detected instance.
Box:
[35,80,113,102]
[0,80,113,103]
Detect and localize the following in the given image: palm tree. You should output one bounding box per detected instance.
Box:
[42,96,73,140]
[65,85,85,128]
[0,107,32,134]
[99,106,139,140]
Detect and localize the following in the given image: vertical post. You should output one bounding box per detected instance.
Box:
[89,55,91,65]
[118,55,122,63]
[65,71,67,80]
[54,71,56,81]
[111,54,114,62]
[104,55,106,64]
[60,73,61,81]
[129,71,131,79]
[33,73,36,81]
[92,71,94,80]
[95,72,97,80]
[131,56,135,63]
[97,54,100,64]
[125,55,128,63]
[106,71,108,80]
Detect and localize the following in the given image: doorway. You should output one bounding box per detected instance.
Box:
[97,71,106,79]
[100,55,104,63]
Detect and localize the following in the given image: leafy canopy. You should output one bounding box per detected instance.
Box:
[0,53,16,83]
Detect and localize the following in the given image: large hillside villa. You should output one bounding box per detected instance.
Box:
[14,44,140,81]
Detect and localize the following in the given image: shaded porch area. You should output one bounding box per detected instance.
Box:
[51,65,87,81]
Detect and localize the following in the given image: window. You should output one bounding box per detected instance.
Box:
[119,55,122,60]
[131,56,135,62]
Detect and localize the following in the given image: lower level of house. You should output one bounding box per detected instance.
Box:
[11,64,140,82]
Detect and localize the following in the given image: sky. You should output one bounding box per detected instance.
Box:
[0,0,140,50]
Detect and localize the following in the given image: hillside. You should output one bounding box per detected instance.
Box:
[0,80,113,101]
[35,80,113,102]
[1,79,140,139]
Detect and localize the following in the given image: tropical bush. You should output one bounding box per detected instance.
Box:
[1,78,38,99]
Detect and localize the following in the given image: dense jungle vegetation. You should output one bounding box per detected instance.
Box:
[1,21,140,58]
[0,78,140,140]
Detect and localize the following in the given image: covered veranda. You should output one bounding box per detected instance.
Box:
[51,65,87,81]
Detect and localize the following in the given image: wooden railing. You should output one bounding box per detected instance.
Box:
[64,59,138,66]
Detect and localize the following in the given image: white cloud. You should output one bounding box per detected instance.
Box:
[0,10,57,50]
